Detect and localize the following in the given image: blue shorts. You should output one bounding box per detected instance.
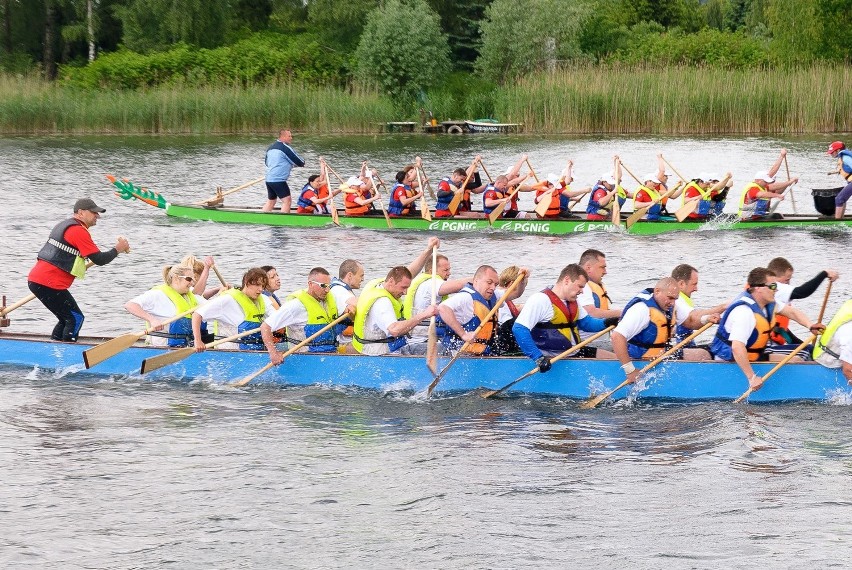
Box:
[266,181,291,200]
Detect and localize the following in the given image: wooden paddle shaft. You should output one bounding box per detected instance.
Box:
[232,313,349,387]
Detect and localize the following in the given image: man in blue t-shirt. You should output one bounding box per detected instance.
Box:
[264,129,305,213]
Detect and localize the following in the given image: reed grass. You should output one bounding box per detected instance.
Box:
[2,64,852,134]
[494,64,852,134]
[0,76,395,134]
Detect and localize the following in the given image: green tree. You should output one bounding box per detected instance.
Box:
[476,0,589,83]
[355,0,450,100]
[114,0,228,53]
[308,0,379,48]
[428,0,491,70]
[765,0,821,62]
[818,0,852,59]
[235,0,272,32]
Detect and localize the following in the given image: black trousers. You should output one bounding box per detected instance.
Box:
[27,281,85,342]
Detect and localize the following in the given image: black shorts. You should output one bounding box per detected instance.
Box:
[266,181,291,200]
[573,345,599,358]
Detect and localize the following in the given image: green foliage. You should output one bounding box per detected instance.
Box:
[308,0,380,48]
[765,0,822,63]
[818,0,852,60]
[608,26,772,67]
[476,0,590,84]
[424,71,497,120]
[428,0,492,70]
[620,0,703,31]
[114,0,229,53]
[355,0,451,101]
[61,33,349,89]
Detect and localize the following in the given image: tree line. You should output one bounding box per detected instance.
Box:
[2,0,850,101]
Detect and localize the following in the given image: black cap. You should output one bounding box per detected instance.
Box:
[73,198,106,213]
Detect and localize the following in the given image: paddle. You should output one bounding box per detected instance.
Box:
[426,271,527,396]
[580,321,715,409]
[733,281,832,403]
[415,164,432,222]
[418,165,436,198]
[448,157,479,215]
[625,185,679,229]
[481,325,616,399]
[785,154,797,213]
[365,163,393,228]
[140,327,266,374]
[525,158,540,183]
[479,160,494,183]
[675,198,700,222]
[611,158,622,225]
[315,161,341,225]
[194,176,264,206]
[322,162,340,225]
[83,303,205,369]
[488,185,523,224]
[1,260,96,318]
[534,188,555,218]
[426,246,439,375]
[231,313,349,387]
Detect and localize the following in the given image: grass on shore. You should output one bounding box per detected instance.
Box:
[1,65,851,134]
[494,64,852,134]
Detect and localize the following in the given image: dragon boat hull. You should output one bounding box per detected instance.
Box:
[163,204,852,236]
[1,333,848,403]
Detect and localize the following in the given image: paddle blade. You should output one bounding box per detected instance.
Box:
[625,206,648,229]
[448,189,463,215]
[675,200,699,222]
[421,206,432,222]
[231,362,273,387]
[611,198,620,225]
[140,346,195,374]
[82,331,144,368]
[534,191,553,218]
[579,391,610,410]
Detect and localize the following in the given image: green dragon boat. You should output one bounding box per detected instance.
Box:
[110,176,852,236]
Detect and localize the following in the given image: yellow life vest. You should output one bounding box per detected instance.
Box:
[153,283,198,315]
[352,285,404,353]
[587,281,611,310]
[286,289,339,351]
[225,288,266,323]
[814,300,852,361]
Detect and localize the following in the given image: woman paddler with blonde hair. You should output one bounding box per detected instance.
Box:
[182,254,228,299]
[124,264,212,347]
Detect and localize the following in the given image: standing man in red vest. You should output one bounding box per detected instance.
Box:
[27,198,130,341]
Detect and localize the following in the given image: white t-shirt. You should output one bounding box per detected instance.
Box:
[775,282,794,305]
[674,296,692,325]
[440,290,479,331]
[409,275,444,343]
[515,290,589,330]
[360,295,400,356]
[128,288,206,346]
[196,293,272,349]
[719,299,787,346]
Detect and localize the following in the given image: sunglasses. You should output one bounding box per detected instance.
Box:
[179,276,195,283]
[310,280,330,290]
[751,282,778,290]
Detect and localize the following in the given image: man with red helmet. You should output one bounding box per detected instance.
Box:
[827,141,852,219]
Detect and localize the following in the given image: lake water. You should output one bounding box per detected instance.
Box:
[1,134,852,568]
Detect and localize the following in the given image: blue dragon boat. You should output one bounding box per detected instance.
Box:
[0,333,848,403]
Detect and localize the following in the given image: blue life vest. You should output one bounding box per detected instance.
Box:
[710,292,776,362]
[586,183,611,215]
[438,284,497,354]
[297,183,316,210]
[434,177,454,213]
[622,288,676,359]
[388,183,413,215]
